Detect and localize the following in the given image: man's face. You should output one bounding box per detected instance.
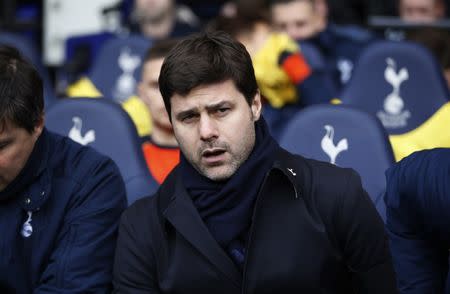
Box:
[134,0,173,22]
[171,80,262,181]
[399,0,444,22]
[0,120,43,191]
[271,0,319,40]
[138,57,172,131]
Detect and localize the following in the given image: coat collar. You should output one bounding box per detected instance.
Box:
[19,128,52,212]
[272,148,304,199]
[163,176,242,288]
[160,148,307,287]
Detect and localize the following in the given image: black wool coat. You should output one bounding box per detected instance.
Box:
[113,148,398,294]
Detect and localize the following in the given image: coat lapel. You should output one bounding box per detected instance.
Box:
[163,179,241,288]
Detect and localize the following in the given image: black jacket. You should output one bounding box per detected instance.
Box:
[113,148,397,293]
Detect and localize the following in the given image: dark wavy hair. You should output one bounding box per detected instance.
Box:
[158,31,258,118]
[0,45,43,133]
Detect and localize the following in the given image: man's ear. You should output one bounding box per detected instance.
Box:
[34,114,45,138]
[251,90,262,121]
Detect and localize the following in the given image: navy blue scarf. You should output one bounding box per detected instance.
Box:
[180,117,278,268]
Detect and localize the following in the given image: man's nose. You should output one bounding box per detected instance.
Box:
[199,115,218,141]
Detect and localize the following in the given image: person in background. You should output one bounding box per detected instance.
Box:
[407,28,450,90]
[325,0,397,25]
[138,40,180,185]
[399,0,446,23]
[0,45,127,293]
[177,0,229,22]
[385,148,450,293]
[113,31,398,293]
[269,0,375,90]
[270,0,322,41]
[209,0,336,138]
[130,0,200,39]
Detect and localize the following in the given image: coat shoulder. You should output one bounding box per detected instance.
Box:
[279,148,361,196]
[120,166,178,239]
[277,149,365,222]
[47,130,121,183]
[123,195,158,225]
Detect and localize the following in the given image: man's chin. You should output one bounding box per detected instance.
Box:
[200,167,235,182]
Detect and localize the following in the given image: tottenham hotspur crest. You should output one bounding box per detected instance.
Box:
[376,58,411,128]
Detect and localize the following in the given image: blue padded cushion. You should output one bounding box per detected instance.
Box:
[279,104,395,220]
[45,98,158,204]
[89,34,152,102]
[340,40,450,134]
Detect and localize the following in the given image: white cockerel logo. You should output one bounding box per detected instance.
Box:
[384,58,409,115]
[115,48,141,101]
[321,125,348,165]
[68,117,96,146]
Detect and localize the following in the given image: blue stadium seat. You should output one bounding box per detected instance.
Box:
[298,41,326,70]
[298,40,338,102]
[338,40,450,161]
[65,31,116,75]
[45,98,158,205]
[88,34,152,103]
[0,31,55,107]
[279,104,395,220]
[65,35,154,138]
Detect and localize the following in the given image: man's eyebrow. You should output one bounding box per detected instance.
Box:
[205,101,231,111]
[175,108,198,120]
[174,101,232,120]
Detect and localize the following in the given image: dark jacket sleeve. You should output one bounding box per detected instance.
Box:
[335,170,398,293]
[384,149,450,293]
[113,200,161,293]
[386,205,448,294]
[34,159,127,294]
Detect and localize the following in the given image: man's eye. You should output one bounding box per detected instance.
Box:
[216,108,230,115]
[182,114,197,123]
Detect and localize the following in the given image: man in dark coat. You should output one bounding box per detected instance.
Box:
[0,45,127,293]
[385,148,450,293]
[113,31,398,293]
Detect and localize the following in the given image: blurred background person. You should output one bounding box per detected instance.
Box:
[129,0,200,39]
[138,39,180,185]
[408,27,450,89]
[399,0,446,23]
[270,0,322,40]
[269,0,375,91]
[209,0,336,138]
[177,0,228,22]
[328,0,397,25]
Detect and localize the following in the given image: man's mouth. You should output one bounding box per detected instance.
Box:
[201,148,226,164]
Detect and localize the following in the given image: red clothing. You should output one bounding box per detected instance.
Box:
[142,141,180,184]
